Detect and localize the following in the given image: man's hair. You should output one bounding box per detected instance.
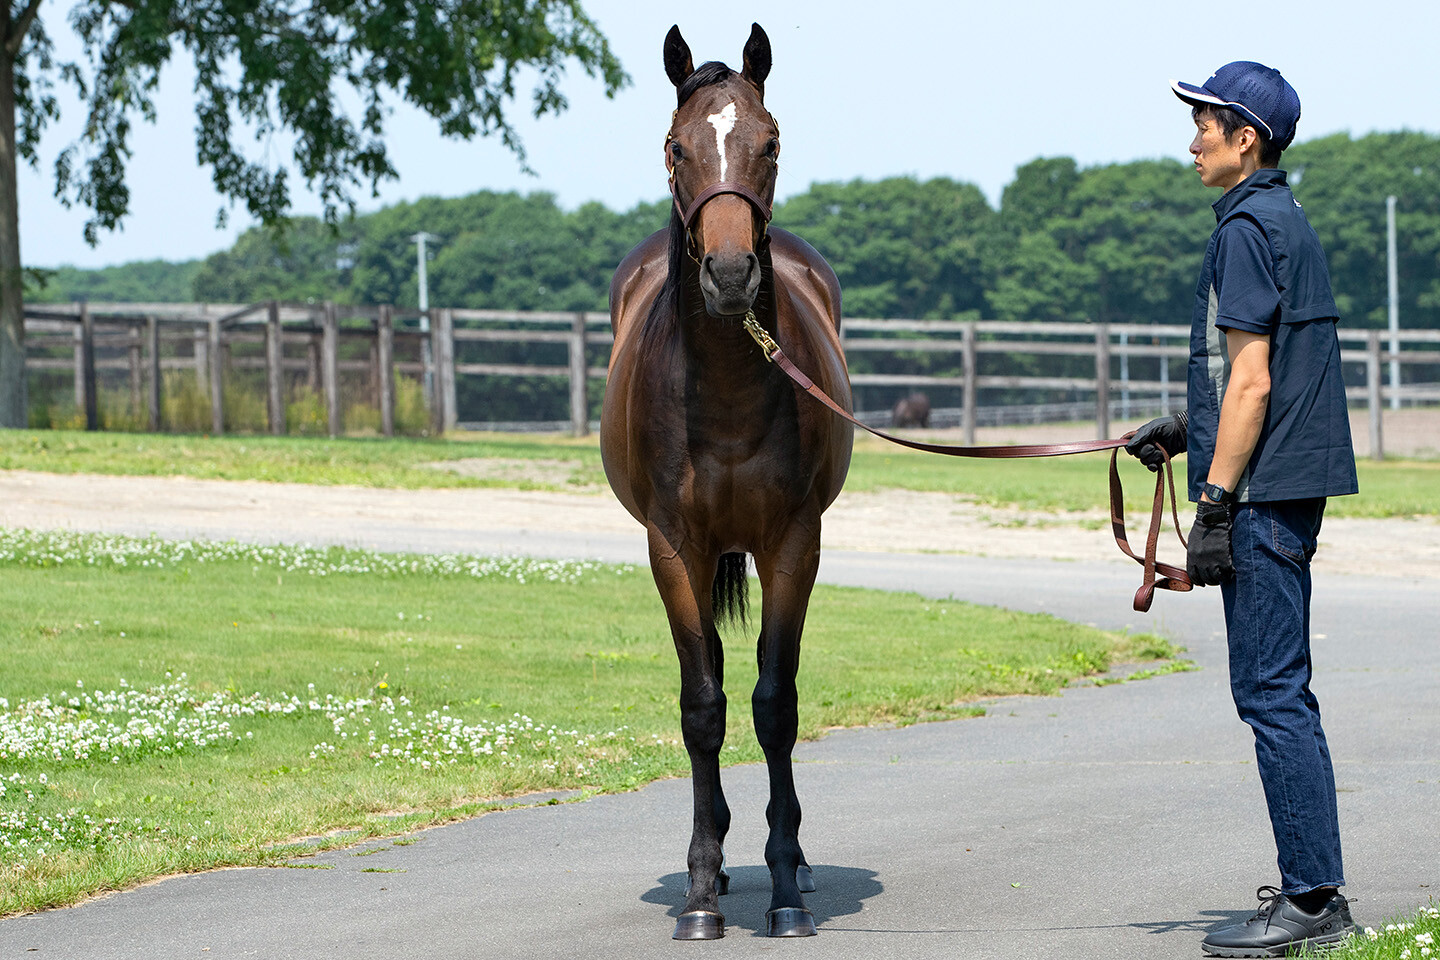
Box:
[1193,104,1283,167]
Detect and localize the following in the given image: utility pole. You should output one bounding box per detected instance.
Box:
[1386,196,1400,410]
[411,232,438,403]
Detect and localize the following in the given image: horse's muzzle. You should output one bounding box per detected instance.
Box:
[699,251,761,318]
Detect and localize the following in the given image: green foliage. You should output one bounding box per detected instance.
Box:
[24,261,202,304]
[774,176,996,319]
[190,192,669,310]
[1287,131,1440,330]
[38,131,1438,338]
[24,1,627,242]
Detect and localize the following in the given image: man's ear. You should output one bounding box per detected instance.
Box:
[665,25,694,89]
[741,23,771,97]
[1237,124,1260,156]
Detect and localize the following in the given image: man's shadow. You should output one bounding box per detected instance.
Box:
[641,863,883,937]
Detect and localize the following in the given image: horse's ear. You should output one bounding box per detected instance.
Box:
[741,23,771,96]
[664,25,694,89]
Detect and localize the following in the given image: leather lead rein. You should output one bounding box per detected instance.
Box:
[745,312,1194,612]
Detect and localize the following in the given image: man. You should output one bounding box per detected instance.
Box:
[1126,61,1359,957]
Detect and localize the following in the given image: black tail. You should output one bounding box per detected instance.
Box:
[712,552,749,627]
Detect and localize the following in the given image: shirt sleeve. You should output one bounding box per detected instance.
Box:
[1213,217,1281,335]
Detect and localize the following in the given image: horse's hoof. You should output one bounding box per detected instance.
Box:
[683,870,730,897]
[766,907,817,937]
[796,864,815,893]
[673,911,725,940]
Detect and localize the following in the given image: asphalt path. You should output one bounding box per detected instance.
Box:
[3,498,1437,959]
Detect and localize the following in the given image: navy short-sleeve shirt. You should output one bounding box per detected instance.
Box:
[1185,169,1358,502]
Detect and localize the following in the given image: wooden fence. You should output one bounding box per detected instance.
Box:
[22,302,1440,459]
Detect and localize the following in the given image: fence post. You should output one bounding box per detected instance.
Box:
[1158,333,1171,415]
[146,316,161,431]
[72,322,84,412]
[80,302,98,431]
[1094,321,1111,440]
[322,301,340,438]
[962,320,977,445]
[266,300,286,436]
[127,327,142,419]
[435,307,457,433]
[429,308,448,435]
[193,325,208,397]
[569,311,589,437]
[306,329,322,391]
[377,304,395,437]
[208,318,224,434]
[1366,330,1384,461]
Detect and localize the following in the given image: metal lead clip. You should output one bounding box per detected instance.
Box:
[742,310,778,361]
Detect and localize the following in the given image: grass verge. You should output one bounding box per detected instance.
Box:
[0,528,1183,916]
[4,427,1435,517]
[1299,902,1440,959]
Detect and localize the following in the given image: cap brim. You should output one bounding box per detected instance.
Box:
[1169,79,1274,139]
[1171,79,1228,109]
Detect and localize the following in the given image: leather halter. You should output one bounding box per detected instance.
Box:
[671,180,774,233]
[664,106,777,236]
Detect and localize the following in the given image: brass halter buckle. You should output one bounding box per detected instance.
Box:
[742,310,778,361]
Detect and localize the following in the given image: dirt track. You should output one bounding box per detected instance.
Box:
[2,466,1436,580]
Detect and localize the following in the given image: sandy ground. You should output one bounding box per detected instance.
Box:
[2,463,1436,580]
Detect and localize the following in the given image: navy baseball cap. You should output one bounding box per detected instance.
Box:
[1172,61,1301,149]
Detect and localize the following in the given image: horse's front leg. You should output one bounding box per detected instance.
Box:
[752,517,822,937]
[647,524,729,940]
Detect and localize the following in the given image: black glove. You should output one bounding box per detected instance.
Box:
[1186,500,1234,586]
[1125,412,1188,472]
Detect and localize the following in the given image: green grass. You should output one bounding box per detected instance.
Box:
[0,529,1183,916]
[1297,903,1440,958]
[0,427,606,490]
[3,427,1435,517]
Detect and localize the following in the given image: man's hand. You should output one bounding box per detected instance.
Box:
[1125,413,1188,472]
[1187,500,1234,586]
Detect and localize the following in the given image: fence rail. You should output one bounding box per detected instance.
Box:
[22,302,1439,459]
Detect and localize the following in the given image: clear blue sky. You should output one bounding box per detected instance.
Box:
[19,0,1440,269]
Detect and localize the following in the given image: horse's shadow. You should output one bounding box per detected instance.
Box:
[641,875,1253,938]
[641,864,883,937]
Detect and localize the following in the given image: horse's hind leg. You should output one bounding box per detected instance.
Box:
[648,526,728,940]
[752,522,822,937]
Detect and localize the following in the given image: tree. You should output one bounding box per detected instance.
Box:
[1287,131,1440,330]
[774,176,996,320]
[0,1,627,428]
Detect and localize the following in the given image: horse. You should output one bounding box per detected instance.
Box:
[600,23,854,941]
[891,392,932,429]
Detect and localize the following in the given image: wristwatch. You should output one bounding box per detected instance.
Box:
[1202,481,1237,504]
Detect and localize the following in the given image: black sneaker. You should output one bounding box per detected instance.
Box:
[1201,886,1354,957]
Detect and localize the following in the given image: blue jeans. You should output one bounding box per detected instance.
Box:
[1220,498,1344,894]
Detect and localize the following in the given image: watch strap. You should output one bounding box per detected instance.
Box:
[1202,481,1236,504]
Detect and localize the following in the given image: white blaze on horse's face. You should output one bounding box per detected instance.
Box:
[707,101,738,181]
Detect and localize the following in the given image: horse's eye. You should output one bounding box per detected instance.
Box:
[764,138,780,160]
[669,142,684,164]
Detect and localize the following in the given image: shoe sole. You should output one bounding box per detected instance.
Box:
[1202,929,1353,957]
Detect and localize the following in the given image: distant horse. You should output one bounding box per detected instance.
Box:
[891,392,931,428]
[600,23,854,940]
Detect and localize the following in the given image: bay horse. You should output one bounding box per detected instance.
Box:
[600,23,854,940]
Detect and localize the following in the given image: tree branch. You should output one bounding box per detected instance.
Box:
[5,0,44,56]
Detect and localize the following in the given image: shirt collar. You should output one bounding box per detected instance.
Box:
[1213,167,1289,221]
